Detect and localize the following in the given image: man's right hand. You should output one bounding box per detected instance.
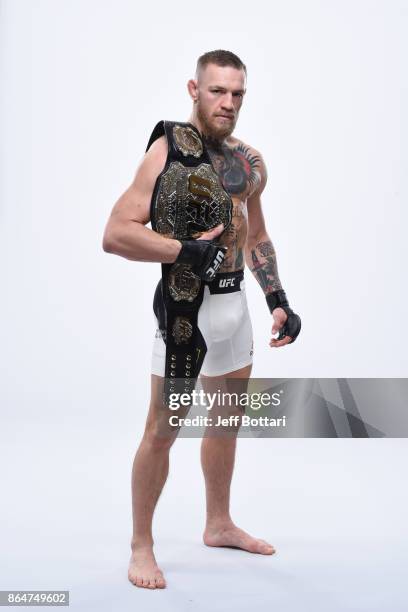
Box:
[174,224,227,282]
[197,224,225,242]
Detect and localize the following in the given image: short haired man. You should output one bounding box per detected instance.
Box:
[103,49,301,589]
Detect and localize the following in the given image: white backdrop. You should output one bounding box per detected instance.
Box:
[1,1,407,610]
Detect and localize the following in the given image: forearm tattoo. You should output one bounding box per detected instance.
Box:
[250,240,282,294]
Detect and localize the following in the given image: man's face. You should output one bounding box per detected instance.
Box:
[193,63,246,140]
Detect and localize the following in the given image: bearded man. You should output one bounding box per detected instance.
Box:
[102,49,301,590]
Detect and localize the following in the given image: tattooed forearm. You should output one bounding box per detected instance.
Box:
[248,240,282,294]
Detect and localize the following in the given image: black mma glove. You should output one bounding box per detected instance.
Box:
[266,289,301,343]
[175,240,227,282]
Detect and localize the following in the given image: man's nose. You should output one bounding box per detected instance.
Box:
[220,93,234,110]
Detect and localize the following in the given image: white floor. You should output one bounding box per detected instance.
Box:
[1,419,407,612]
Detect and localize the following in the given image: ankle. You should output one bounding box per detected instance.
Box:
[205,517,234,532]
[131,536,154,551]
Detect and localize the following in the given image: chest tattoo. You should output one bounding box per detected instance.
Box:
[204,139,261,198]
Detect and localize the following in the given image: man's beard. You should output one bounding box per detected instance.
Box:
[196,102,236,143]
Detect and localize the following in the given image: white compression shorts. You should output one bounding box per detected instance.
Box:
[151,274,254,377]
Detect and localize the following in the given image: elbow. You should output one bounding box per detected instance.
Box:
[247,230,268,250]
[102,226,116,253]
[246,235,260,251]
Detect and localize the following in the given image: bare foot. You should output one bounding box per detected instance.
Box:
[203,523,275,555]
[128,545,166,589]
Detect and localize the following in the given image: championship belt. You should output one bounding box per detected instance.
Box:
[147,121,233,404]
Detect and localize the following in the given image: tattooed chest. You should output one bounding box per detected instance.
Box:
[205,141,261,199]
[217,201,248,271]
[203,139,260,271]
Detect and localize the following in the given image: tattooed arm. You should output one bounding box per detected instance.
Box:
[246,238,283,294]
[245,151,300,347]
[244,154,283,295]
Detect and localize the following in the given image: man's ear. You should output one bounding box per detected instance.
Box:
[187,79,198,102]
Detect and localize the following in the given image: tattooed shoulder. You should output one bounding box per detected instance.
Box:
[230,138,263,197]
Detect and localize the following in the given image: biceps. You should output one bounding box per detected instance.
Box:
[110,183,152,225]
[109,154,162,225]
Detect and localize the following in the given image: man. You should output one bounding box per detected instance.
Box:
[102,49,301,590]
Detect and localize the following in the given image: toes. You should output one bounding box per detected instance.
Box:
[133,575,162,589]
[155,572,166,588]
[156,572,166,589]
[258,539,275,554]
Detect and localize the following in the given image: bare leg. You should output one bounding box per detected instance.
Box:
[128,374,188,589]
[200,364,276,555]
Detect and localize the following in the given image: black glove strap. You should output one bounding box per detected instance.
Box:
[176,240,226,282]
[265,289,289,313]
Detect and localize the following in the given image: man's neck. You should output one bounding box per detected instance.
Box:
[187,116,228,152]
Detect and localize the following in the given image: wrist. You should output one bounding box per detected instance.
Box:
[167,238,183,263]
[266,289,289,314]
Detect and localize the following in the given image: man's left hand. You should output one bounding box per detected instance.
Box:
[269,307,292,347]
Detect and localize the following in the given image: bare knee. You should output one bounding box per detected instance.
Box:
[142,416,179,453]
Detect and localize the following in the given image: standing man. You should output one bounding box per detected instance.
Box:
[102,49,301,590]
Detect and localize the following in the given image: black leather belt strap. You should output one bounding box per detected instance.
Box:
[153,270,245,403]
[147,119,234,405]
[161,262,207,402]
